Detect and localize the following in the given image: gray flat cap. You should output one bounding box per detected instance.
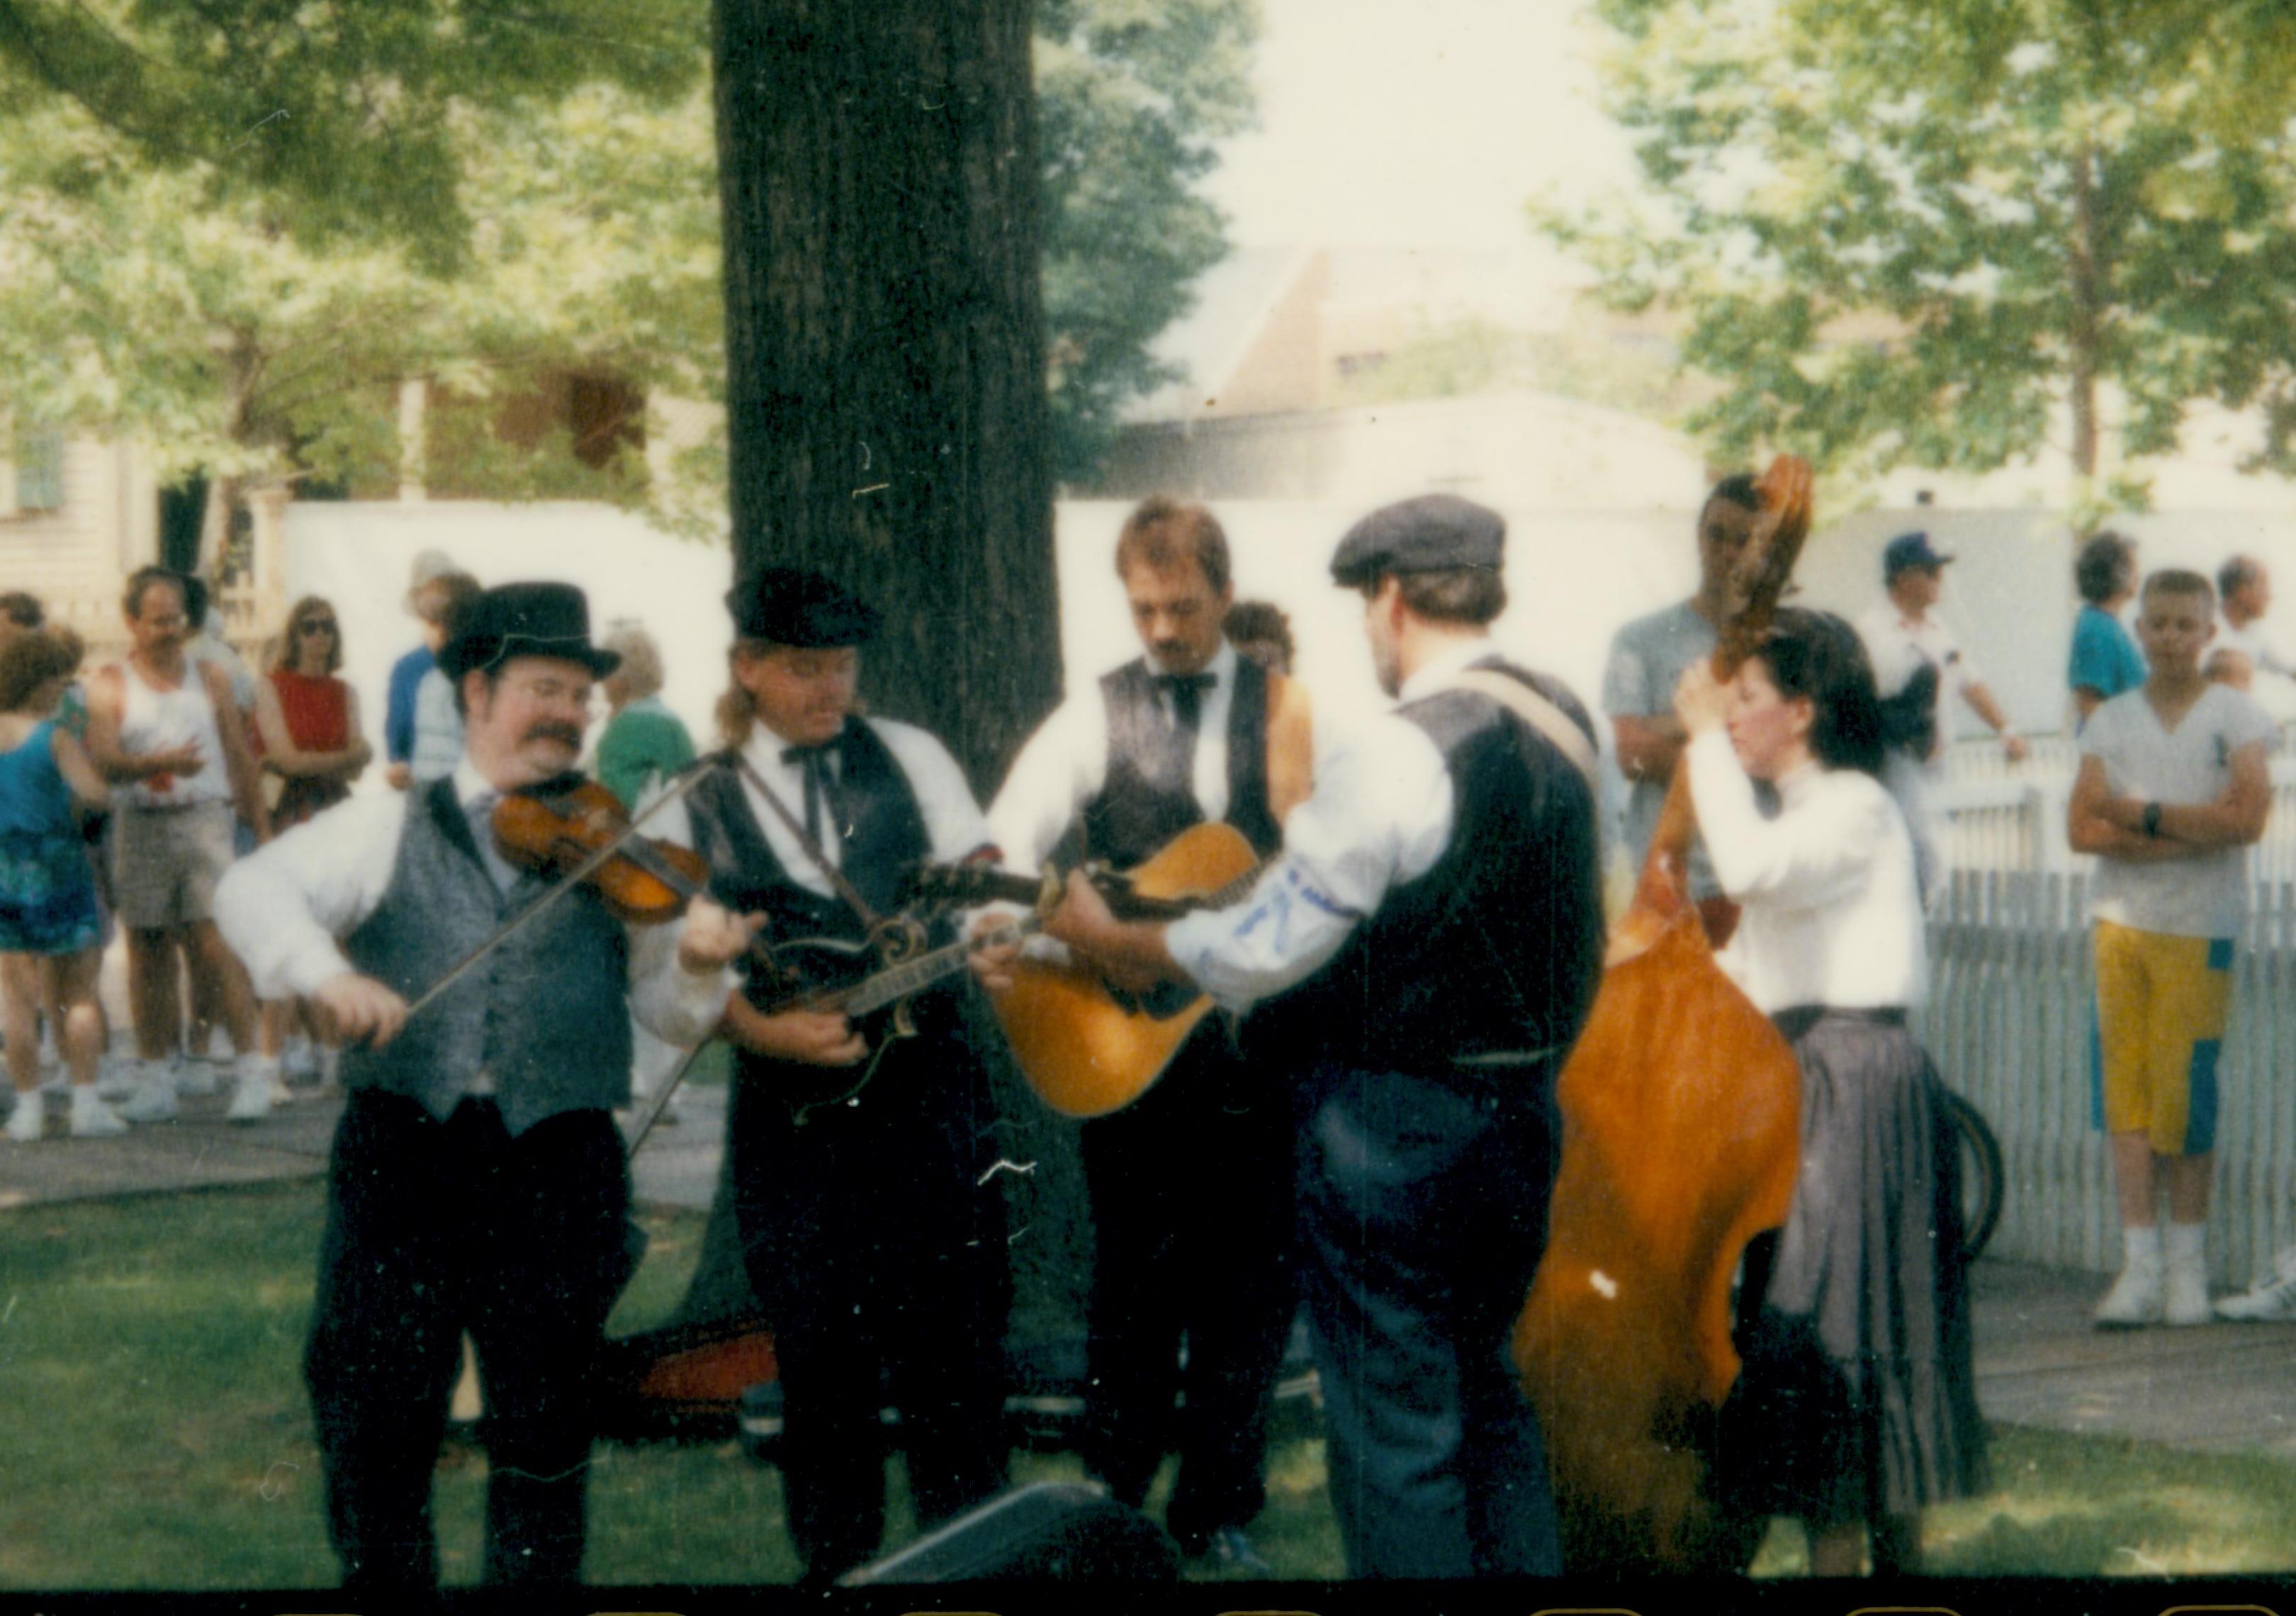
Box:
[1329,493,1505,588]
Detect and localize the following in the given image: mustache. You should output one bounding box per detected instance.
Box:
[522,722,584,749]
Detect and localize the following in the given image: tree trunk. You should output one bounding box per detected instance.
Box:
[711,0,1057,793]
[2066,145,2102,482]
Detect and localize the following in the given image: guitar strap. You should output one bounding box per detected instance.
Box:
[728,748,885,930]
[1441,668,1602,802]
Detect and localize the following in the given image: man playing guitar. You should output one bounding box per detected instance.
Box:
[979,497,1309,1573]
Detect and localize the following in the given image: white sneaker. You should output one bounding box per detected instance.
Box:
[2165,1259,2212,1326]
[2095,1255,2164,1329]
[118,1067,179,1124]
[2215,1245,2296,1321]
[174,1056,220,1099]
[225,1060,271,1124]
[314,1046,342,1089]
[281,1035,317,1082]
[5,1092,43,1142]
[68,1092,128,1139]
[94,1054,141,1101]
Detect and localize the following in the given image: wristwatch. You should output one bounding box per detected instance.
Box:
[2142,802,2163,838]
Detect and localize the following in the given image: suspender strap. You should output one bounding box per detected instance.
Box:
[728,748,885,930]
[1440,669,1602,802]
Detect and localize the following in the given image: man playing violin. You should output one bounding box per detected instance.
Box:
[215,582,755,1593]
[650,566,1012,1586]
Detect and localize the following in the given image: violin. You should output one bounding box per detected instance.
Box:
[491,775,714,924]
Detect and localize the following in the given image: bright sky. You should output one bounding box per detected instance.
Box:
[1200,0,1636,262]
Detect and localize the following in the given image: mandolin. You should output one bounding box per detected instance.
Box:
[905,821,1264,1118]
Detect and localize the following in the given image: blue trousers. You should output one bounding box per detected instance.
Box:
[1296,1066,1562,1578]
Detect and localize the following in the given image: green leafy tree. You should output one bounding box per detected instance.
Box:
[1037,0,1260,483]
[1546,0,2296,506]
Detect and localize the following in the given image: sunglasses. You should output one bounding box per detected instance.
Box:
[300,619,338,633]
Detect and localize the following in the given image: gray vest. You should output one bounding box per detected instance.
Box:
[336,779,634,1135]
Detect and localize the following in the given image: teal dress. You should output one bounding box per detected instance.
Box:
[0,720,100,955]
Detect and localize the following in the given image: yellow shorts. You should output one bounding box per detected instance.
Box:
[2090,919,2234,1155]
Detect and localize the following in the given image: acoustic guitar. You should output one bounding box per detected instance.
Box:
[907,821,1263,1118]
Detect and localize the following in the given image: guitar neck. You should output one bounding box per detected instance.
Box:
[942,865,1256,923]
[834,916,1040,1018]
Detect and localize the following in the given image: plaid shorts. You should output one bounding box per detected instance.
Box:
[111,801,236,930]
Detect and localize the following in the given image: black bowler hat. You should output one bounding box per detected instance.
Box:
[1883,531,1954,579]
[437,581,621,682]
[1329,493,1506,588]
[726,566,881,647]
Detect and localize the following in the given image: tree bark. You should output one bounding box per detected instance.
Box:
[2066,145,2102,481]
[711,0,1058,793]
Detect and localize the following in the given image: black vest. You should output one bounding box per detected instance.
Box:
[682,721,950,1009]
[1254,661,1604,1079]
[1079,654,1281,867]
[338,778,633,1135]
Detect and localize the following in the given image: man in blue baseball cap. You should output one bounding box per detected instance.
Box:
[1855,531,2026,903]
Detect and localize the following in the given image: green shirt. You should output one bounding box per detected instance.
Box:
[596,696,697,811]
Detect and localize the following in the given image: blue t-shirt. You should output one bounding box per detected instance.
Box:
[385,644,436,764]
[2069,605,2146,715]
[0,721,74,838]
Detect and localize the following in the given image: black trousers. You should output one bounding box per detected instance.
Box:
[1076,1023,1296,1544]
[1295,1065,1560,1579]
[304,1091,629,1592]
[730,1029,1011,1583]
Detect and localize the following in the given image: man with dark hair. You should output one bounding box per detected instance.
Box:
[215,581,753,1590]
[0,590,43,633]
[1031,492,1605,1578]
[2071,531,2145,726]
[1602,474,1761,940]
[84,567,270,1122]
[981,496,1311,1572]
[1857,532,2027,902]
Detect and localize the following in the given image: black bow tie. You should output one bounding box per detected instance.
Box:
[1155,670,1215,736]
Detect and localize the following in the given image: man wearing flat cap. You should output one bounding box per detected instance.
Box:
[1855,531,2025,903]
[653,565,1011,1583]
[216,581,757,1592]
[1035,493,1606,1578]
[980,496,1315,1573]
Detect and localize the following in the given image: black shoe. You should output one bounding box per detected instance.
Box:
[1186,1525,1273,1578]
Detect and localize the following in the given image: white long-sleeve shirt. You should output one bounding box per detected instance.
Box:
[1161,642,1498,1014]
[214,758,735,1047]
[1687,730,1927,1013]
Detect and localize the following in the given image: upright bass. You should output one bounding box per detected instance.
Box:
[1513,456,1813,1571]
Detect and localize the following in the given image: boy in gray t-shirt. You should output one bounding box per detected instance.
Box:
[2069,568,2274,1331]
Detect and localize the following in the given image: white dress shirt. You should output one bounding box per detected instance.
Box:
[1687,731,1927,1013]
[1161,641,1501,1014]
[214,758,733,1046]
[648,717,997,901]
[990,639,1249,870]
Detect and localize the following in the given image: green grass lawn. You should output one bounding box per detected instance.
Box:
[6,1179,2296,1588]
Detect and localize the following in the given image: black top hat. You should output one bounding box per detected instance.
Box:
[437,582,621,683]
[726,567,881,648]
[1329,493,1506,588]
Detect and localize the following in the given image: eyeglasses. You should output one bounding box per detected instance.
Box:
[300,619,337,634]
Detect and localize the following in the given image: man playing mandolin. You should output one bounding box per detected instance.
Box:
[653,566,1013,1586]
[213,582,755,1592]
[979,496,1309,1573]
[1035,495,1606,1579]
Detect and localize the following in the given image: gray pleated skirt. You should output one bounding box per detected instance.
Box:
[1722,1006,1990,1527]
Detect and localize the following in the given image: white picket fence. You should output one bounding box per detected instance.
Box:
[1924,867,2296,1285]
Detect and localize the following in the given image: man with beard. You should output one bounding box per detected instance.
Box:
[216,582,754,1590]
